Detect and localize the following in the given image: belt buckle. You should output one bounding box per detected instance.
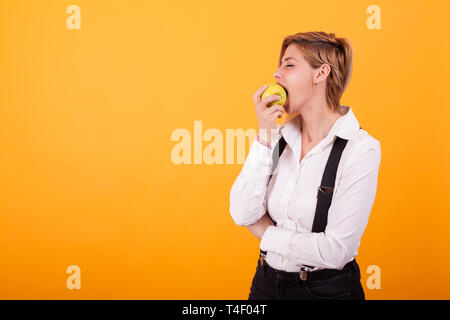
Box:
[299,266,309,281]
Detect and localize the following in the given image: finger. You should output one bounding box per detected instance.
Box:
[267,103,285,113]
[253,86,266,103]
[268,108,284,120]
[261,94,281,105]
[253,84,269,104]
[271,110,284,120]
[276,105,285,113]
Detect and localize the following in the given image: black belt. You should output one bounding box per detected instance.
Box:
[259,249,314,280]
[258,252,357,282]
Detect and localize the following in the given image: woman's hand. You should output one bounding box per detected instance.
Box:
[253,84,285,146]
[246,212,275,240]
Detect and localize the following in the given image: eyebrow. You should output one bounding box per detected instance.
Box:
[282,57,299,62]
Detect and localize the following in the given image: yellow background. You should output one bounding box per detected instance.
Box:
[1,0,449,299]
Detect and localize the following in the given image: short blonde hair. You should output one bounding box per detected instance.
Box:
[278,31,353,114]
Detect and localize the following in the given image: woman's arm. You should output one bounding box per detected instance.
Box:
[229,84,283,227]
[229,130,281,227]
[245,212,275,240]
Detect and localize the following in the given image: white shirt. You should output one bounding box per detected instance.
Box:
[229,106,381,272]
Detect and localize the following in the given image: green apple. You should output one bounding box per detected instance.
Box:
[261,83,287,108]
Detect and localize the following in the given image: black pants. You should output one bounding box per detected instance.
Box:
[248,255,365,300]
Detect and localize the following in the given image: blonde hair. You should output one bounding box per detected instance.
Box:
[278,31,353,121]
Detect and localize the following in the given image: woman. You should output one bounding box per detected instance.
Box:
[229,31,381,300]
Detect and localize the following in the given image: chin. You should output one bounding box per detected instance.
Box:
[284,97,295,114]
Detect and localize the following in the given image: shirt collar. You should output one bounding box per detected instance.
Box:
[279,105,360,160]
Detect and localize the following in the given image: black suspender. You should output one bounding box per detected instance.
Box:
[311,136,348,233]
[259,126,362,271]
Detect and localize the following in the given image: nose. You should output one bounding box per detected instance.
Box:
[274,70,280,79]
[274,67,282,79]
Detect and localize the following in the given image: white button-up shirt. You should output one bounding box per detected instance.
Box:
[229,106,381,271]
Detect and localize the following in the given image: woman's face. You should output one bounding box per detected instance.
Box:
[274,44,316,114]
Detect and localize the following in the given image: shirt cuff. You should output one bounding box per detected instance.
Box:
[242,129,282,176]
[260,225,296,257]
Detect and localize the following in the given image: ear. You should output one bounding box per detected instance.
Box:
[313,63,331,84]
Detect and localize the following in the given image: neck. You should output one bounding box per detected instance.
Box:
[299,100,341,143]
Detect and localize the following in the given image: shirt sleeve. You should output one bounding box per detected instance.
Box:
[229,127,282,226]
[260,140,382,269]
